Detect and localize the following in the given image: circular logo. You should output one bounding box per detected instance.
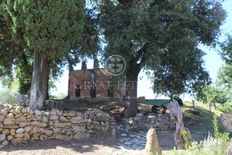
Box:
[102,55,126,76]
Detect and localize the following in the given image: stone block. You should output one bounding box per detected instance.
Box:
[4,118,16,125]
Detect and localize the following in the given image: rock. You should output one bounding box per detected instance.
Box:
[4,118,16,125]
[15,107,22,113]
[53,128,61,134]
[60,116,69,122]
[71,117,83,124]
[136,113,144,117]
[0,115,5,122]
[34,110,42,115]
[134,114,144,121]
[0,145,5,149]
[2,129,10,135]
[35,116,42,121]
[16,128,25,133]
[72,125,86,133]
[11,138,25,144]
[2,140,9,146]
[0,134,6,142]
[144,128,161,155]
[4,124,19,129]
[10,129,15,135]
[49,115,59,120]
[63,111,76,117]
[55,135,66,140]
[45,130,53,136]
[64,122,71,127]
[54,123,65,128]
[24,126,32,132]
[31,127,40,134]
[147,114,156,119]
[73,132,90,139]
[49,121,53,126]
[76,112,82,117]
[31,121,47,127]
[42,116,49,123]
[16,116,27,122]
[51,110,60,115]
[121,133,127,137]
[0,108,9,115]
[43,112,50,115]
[15,133,24,138]
[19,122,27,127]
[6,113,14,118]
[24,133,30,140]
[7,135,13,141]
[21,108,28,113]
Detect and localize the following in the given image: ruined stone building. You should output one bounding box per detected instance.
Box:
[68,61,122,99]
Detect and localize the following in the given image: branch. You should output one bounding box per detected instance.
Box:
[135,42,148,69]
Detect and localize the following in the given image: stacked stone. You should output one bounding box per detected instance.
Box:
[0,104,115,148]
[126,113,175,130]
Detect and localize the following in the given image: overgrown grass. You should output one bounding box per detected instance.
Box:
[169,113,231,155]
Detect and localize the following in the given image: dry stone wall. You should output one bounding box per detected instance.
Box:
[0,104,116,148]
[125,113,175,130]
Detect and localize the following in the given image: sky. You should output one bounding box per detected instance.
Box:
[52,0,232,100]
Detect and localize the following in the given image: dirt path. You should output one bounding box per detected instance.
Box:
[0,129,208,155]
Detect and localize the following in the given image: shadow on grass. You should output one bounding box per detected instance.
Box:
[184,105,214,132]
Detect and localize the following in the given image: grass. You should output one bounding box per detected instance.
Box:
[163,100,232,155]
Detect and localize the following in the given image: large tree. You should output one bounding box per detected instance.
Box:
[1,0,85,110]
[100,0,225,116]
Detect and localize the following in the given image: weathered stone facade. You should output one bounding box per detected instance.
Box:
[69,69,120,99]
[0,104,116,148]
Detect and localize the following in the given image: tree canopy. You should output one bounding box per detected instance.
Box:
[0,0,86,109]
[99,0,226,116]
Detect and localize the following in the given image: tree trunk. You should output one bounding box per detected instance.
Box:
[29,52,49,110]
[125,66,140,117]
[67,66,73,99]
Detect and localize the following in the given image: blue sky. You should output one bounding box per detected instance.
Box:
[52,0,232,99]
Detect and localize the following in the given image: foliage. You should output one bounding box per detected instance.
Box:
[218,34,232,105]
[99,0,226,97]
[197,85,229,104]
[217,64,232,89]
[0,1,100,97]
[221,35,232,65]
[217,104,232,113]
[2,0,85,59]
[0,10,23,86]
